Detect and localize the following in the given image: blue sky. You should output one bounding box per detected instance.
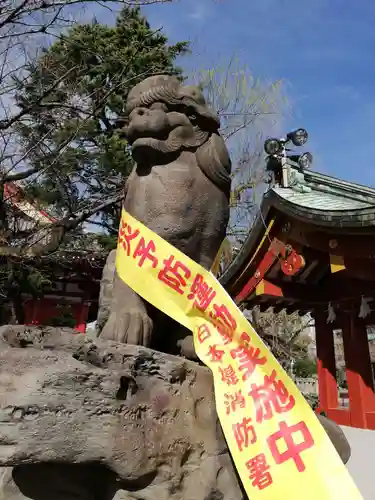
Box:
[137,0,375,187]
[89,0,375,187]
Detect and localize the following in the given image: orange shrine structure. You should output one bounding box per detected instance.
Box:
[221,162,375,429]
[2,178,105,331]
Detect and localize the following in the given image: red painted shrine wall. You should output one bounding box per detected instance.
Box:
[23,298,89,333]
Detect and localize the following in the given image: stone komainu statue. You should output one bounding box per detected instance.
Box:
[100,75,231,359]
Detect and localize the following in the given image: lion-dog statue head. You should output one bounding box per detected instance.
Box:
[124,74,231,197]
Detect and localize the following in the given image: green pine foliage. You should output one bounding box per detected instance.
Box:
[293,357,317,378]
[1,6,188,322]
[14,6,189,232]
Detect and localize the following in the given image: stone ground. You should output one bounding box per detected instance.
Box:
[341,425,375,499]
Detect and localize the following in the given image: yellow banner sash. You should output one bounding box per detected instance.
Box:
[115,208,362,500]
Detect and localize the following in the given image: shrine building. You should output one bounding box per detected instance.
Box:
[21,252,105,331]
[220,162,375,430]
[2,179,106,331]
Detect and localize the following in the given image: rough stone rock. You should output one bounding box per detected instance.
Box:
[0,325,243,500]
[0,325,351,499]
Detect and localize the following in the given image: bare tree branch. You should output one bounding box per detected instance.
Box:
[189,56,289,247]
[0,65,79,131]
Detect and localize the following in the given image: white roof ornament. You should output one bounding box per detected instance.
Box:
[327,302,336,324]
[358,296,371,319]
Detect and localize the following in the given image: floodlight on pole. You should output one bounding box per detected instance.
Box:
[264,127,311,187]
[264,138,283,156]
[286,128,308,147]
[289,152,313,169]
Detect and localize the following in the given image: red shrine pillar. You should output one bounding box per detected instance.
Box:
[31,298,40,325]
[314,308,338,417]
[75,300,90,334]
[340,309,375,429]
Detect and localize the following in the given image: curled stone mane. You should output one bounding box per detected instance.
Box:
[195,131,232,198]
[126,75,231,195]
[127,84,179,113]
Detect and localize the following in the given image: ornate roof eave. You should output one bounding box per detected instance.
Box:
[220,196,273,288]
[264,189,375,228]
[303,169,375,202]
[220,166,375,289]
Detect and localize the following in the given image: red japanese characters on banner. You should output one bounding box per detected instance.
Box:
[133,237,158,268]
[158,255,191,294]
[219,365,239,386]
[230,332,267,381]
[246,453,273,490]
[188,274,216,311]
[207,344,225,362]
[118,221,159,268]
[232,417,257,452]
[224,390,246,415]
[118,220,140,256]
[267,420,314,473]
[196,323,212,344]
[210,303,237,345]
[248,369,296,423]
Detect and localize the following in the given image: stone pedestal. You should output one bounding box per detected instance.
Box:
[0,326,243,500]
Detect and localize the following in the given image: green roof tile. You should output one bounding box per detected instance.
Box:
[273,187,374,211]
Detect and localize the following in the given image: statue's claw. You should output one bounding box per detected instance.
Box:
[101,308,153,347]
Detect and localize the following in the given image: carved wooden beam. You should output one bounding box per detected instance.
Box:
[235,239,306,303]
[255,278,375,305]
[255,279,283,297]
[287,223,375,259]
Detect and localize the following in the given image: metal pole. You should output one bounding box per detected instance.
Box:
[281,140,289,188]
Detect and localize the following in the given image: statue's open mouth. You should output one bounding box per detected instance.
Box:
[127,127,170,146]
[130,129,185,162]
[131,137,170,156]
[131,136,159,148]
[130,127,178,157]
[131,133,169,148]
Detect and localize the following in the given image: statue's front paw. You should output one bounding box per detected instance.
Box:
[101,309,153,347]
